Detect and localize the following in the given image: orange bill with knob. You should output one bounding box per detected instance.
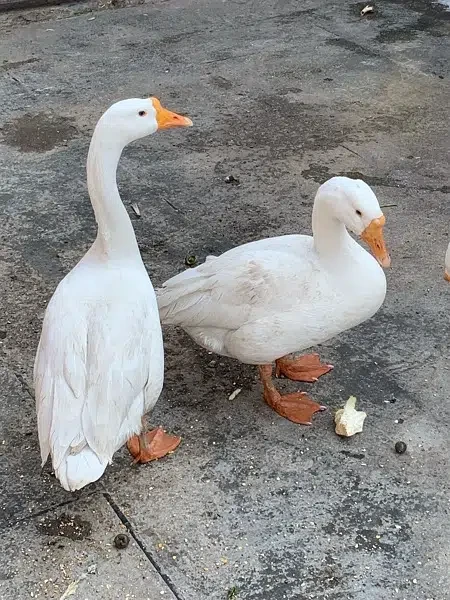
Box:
[150,97,193,129]
[360,215,391,268]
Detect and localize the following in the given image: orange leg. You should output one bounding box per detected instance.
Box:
[127,425,181,464]
[259,364,326,425]
[275,353,333,383]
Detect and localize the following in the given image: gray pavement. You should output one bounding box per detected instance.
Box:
[0,0,449,599]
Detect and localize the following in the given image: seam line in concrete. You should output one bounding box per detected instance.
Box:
[103,491,184,600]
[0,490,98,531]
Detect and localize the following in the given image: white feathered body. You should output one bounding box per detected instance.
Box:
[34,251,163,491]
[157,234,386,365]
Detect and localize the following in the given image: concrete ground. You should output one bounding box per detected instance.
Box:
[0,0,449,598]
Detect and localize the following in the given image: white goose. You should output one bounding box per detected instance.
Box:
[34,97,192,491]
[157,177,391,425]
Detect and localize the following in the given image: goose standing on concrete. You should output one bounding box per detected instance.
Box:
[35,97,192,491]
[157,177,391,425]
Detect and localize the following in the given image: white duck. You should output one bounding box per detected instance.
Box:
[445,241,450,281]
[34,97,192,491]
[157,177,391,425]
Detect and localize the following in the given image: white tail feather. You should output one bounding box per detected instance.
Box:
[55,446,108,492]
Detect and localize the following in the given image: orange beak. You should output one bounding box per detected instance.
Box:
[150,97,193,130]
[444,270,450,282]
[360,215,391,268]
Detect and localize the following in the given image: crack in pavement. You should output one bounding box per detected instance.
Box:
[103,491,184,600]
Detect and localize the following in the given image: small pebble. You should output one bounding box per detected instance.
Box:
[184,254,197,267]
[224,174,240,185]
[0,330,6,340]
[114,533,130,549]
[395,441,407,454]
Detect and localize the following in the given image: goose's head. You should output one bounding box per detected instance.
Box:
[98,97,192,144]
[445,242,450,282]
[319,176,391,268]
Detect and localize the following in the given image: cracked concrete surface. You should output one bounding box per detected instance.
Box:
[0,0,449,599]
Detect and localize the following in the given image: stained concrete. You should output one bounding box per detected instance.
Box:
[0,495,178,599]
[0,0,449,599]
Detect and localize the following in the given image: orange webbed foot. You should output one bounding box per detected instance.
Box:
[127,427,181,463]
[259,364,326,425]
[264,388,326,425]
[275,353,333,383]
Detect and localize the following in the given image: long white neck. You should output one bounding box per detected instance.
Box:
[312,189,354,263]
[87,124,140,259]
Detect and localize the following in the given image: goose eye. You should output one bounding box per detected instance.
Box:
[356,209,362,216]
[138,110,147,117]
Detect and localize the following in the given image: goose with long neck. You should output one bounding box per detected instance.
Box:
[87,124,140,257]
[157,176,391,425]
[34,97,192,491]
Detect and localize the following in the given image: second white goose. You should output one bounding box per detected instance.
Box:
[157,177,391,425]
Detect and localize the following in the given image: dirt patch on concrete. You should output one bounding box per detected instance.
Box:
[1,112,77,153]
[36,513,92,541]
